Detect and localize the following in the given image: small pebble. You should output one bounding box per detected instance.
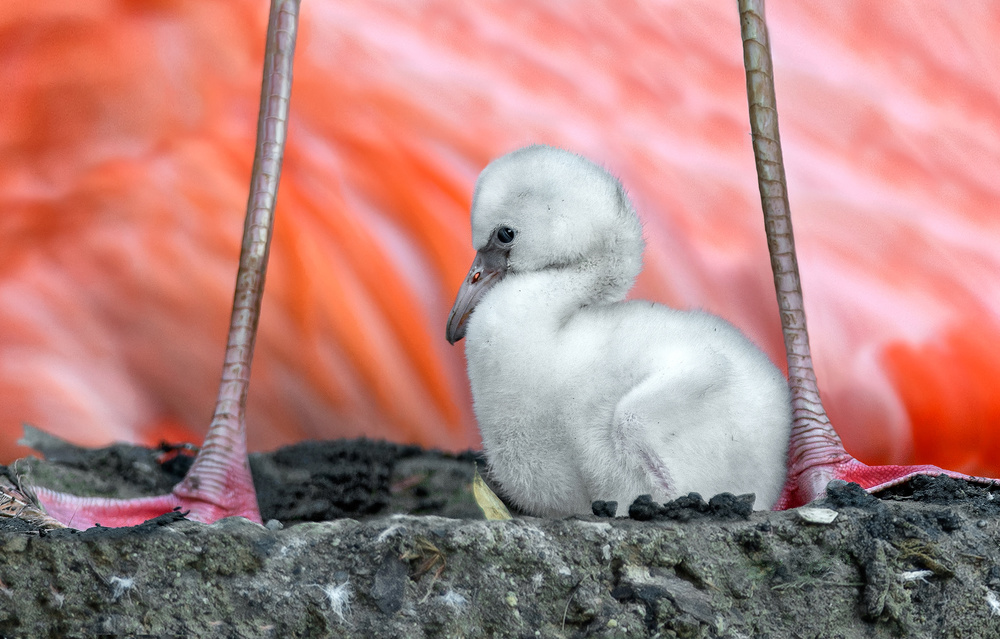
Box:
[796,507,838,525]
[592,500,618,518]
[628,495,660,521]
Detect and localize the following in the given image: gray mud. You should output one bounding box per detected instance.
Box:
[3,437,1000,637]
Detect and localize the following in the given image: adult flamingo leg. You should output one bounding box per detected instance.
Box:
[738,0,999,510]
[27,0,301,528]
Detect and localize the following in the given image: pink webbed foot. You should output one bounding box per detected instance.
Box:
[774,455,1000,511]
[736,7,1000,516]
[20,426,261,528]
[734,3,1000,515]
[31,462,260,529]
[21,0,300,530]
[33,486,260,529]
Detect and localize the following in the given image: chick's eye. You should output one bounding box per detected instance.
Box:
[497,226,516,243]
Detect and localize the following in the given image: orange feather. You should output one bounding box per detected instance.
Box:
[2,1,999,478]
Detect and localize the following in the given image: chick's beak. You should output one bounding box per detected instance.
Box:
[446,247,508,344]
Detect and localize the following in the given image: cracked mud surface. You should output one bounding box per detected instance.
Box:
[4,438,1000,637]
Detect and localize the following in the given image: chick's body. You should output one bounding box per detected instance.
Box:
[450,145,791,516]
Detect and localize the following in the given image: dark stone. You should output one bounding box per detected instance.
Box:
[628,494,661,521]
[592,500,618,518]
[824,480,882,509]
[628,491,755,522]
[371,553,408,615]
[660,492,710,522]
[708,492,755,519]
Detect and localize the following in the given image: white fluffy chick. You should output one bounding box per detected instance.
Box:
[447,145,790,516]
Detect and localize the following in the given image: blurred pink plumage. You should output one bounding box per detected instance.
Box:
[2,1,999,478]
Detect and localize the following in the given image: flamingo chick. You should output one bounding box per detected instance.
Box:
[447,145,791,516]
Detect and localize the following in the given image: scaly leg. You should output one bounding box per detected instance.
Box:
[738,0,998,510]
[30,0,301,528]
